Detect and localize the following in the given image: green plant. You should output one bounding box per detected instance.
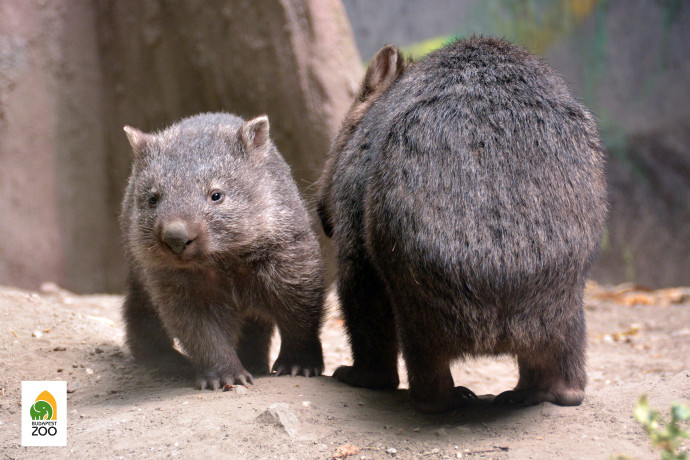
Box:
[633,394,690,460]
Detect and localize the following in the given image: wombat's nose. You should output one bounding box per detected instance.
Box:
[162,221,196,255]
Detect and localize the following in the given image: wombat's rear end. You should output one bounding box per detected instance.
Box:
[318,38,607,412]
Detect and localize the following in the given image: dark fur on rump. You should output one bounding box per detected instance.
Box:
[317,37,607,412]
[121,113,325,390]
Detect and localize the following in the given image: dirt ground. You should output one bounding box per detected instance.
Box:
[1,282,688,459]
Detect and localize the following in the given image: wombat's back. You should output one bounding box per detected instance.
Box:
[363,38,607,305]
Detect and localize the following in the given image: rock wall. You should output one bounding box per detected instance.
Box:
[2,0,686,291]
[0,0,111,292]
[0,0,362,292]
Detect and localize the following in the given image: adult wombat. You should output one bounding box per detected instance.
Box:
[121,112,325,390]
[317,37,607,412]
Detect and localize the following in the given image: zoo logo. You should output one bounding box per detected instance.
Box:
[29,390,58,436]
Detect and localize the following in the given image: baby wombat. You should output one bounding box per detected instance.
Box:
[120,112,325,390]
[317,37,607,412]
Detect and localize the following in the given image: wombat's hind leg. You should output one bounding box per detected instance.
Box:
[237,316,274,376]
[494,385,584,407]
[399,324,477,413]
[332,257,399,390]
[410,374,478,414]
[123,283,191,373]
[495,339,586,406]
[493,370,585,406]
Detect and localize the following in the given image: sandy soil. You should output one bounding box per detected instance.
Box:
[1,282,688,459]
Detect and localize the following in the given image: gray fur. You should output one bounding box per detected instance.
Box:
[121,112,325,390]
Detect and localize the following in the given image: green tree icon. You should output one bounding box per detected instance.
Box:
[30,401,53,420]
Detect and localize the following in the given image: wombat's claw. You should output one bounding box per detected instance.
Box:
[196,378,217,391]
[272,363,323,377]
[236,374,253,386]
[195,370,254,390]
[272,364,289,376]
[271,347,324,377]
[455,386,478,400]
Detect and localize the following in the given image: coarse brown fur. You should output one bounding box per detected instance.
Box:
[317,37,607,412]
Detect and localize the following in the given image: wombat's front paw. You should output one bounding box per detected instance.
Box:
[272,347,324,377]
[332,365,399,390]
[195,367,254,390]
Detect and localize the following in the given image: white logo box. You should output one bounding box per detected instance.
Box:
[21,381,67,447]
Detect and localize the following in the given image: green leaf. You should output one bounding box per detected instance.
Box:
[671,403,690,422]
[634,395,653,424]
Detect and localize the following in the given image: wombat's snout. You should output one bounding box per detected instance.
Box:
[161,221,198,255]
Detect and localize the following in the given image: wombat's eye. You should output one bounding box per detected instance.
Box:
[147,195,159,207]
[210,191,224,203]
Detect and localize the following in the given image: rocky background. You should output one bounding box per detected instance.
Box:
[1,0,688,293]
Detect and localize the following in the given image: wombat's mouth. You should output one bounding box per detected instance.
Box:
[159,243,205,266]
[140,238,210,271]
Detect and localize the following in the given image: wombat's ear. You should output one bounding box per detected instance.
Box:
[123,126,154,157]
[361,45,405,99]
[239,115,270,152]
